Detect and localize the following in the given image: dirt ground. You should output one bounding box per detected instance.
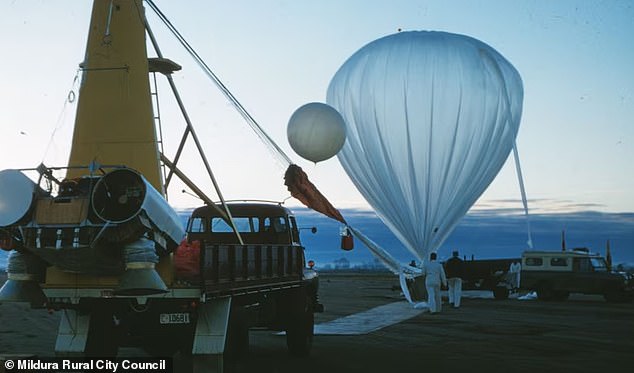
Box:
[236,272,634,373]
[1,272,632,373]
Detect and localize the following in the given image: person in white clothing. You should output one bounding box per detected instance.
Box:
[422,252,447,314]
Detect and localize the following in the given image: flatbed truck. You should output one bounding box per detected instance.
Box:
[0,2,324,372]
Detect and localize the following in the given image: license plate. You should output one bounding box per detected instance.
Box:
[160,313,190,324]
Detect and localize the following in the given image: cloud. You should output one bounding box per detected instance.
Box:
[472,198,609,215]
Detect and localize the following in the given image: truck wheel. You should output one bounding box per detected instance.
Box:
[143,338,180,357]
[85,310,119,357]
[225,309,249,358]
[286,296,314,357]
[493,286,509,300]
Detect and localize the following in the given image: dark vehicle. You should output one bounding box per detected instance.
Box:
[35,201,321,367]
[0,2,322,369]
[520,249,633,302]
[454,248,633,302]
[182,202,322,356]
[456,258,521,300]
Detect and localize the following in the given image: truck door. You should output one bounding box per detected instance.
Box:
[549,256,573,291]
[289,216,301,245]
[572,257,596,293]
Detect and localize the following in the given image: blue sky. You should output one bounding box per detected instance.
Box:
[0,0,632,215]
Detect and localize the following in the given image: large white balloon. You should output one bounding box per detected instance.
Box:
[287,102,346,163]
[327,31,523,261]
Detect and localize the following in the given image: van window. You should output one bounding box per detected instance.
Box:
[525,257,543,266]
[550,257,568,267]
[590,258,607,272]
[573,258,592,272]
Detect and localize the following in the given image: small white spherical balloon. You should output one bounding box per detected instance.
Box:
[287,102,346,163]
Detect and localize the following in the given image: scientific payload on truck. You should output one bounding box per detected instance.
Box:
[0,1,321,370]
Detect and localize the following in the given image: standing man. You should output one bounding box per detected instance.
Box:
[422,252,447,314]
[445,250,465,309]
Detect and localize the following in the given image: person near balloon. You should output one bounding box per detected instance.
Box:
[445,250,465,309]
[421,252,447,314]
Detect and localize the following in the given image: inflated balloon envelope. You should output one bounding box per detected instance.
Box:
[327,31,523,262]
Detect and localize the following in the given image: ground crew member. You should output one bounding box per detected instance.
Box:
[422,252,447,314]
[445,250,465,308]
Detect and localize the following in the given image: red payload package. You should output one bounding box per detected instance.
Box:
[174,239,201,282]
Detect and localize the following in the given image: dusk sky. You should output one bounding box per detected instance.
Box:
[1,0,632,216]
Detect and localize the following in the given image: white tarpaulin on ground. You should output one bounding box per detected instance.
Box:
[314,301,425,335]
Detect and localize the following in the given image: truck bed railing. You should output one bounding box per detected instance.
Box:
[199,244,305,296]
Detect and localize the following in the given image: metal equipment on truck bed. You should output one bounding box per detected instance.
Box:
[0,2,324,372]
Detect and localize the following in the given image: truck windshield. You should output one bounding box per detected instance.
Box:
[590,258,608,272]
[211,217,261,233]
[263,216,288,233]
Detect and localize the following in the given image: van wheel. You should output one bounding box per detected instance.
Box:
[552,291,569,301]
[536,284,554,301]
[604,289,632,303]
[493,286,509,300]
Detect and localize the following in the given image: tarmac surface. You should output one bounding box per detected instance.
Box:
[1,272,633,373]
[235,272,634,373]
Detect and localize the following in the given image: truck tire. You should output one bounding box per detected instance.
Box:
[286,295,314,357]
[225,308,249,358]
[493,286,509,300]
[143,337,180,357]
[85,309,119,357]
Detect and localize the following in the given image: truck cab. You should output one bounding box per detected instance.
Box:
[187,202,302,246]
[181,202,321,357]
[184,202,319,292]
[520,249,633,302]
